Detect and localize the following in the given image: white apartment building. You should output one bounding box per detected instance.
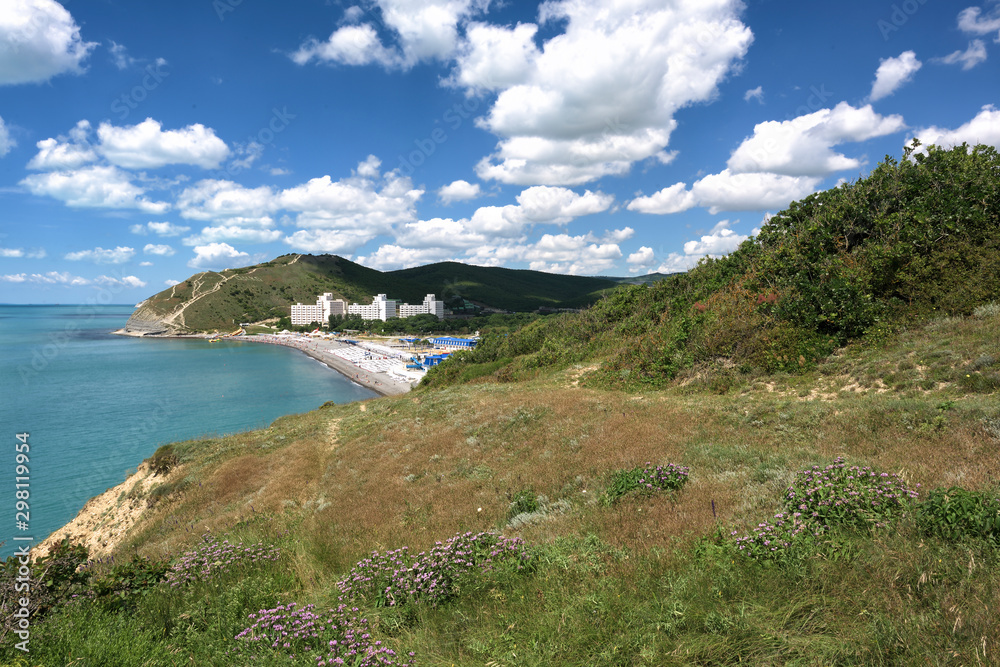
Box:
[290,293,346,326]
[293,292,446,324]
[348,294,399,322]
[398,294,445,319]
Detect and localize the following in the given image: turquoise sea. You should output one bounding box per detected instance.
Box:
[0,304,375,559]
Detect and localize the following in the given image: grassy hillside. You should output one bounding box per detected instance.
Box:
[426,143,1000,391]
[9,307,1000,665]
[131,255,619,333]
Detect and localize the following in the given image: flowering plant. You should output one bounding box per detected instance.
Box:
[164,532,282,586]
[337,531,531,607]
[734,457,919,560]
[235,602,415,666]
[604,462,690,504]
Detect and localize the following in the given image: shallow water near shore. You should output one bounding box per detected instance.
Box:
[0,304,376,559]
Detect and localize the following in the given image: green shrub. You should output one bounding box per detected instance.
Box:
[87,556,171,612]
[507,489,539,520]
[916,487,1000,545]
[147,444,179,476]
[603,462,690,504]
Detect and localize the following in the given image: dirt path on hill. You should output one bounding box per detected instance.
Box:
[160,255,302,330]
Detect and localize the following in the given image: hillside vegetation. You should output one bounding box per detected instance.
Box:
[426,143,1000,391]
[6,142,1000,666]
[127,254,619,333]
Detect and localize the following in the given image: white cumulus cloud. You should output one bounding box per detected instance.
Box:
[278,158,424,241]
[20,165,170,213]
[631,171,819,216]
[142,243,175,256]
[438,179,482,203]
[96,118,230,169]
[914,104,1000,151]
[445,22,540,93]
[176,180,277,225]
[469,0,753,185]
[691,170,820,214]
[870,51,922,101]
[27,136,96,170]
[292,0,489,70]
[627,182,697,215]
[473,230,625,275]
[291,24,399,67]
[26,120,96,170]
[683,222,748,256]
[356,244,459,270]
[187,242,252,270]
[626,246,656,273]
[0,0,96,85]
[957,5,1000,37]
[726,102,906,176]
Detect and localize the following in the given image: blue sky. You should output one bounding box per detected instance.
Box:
[1,0,998,303]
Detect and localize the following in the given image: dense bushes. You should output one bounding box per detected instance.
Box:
[916,487,1000,545]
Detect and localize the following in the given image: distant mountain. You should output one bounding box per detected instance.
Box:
[600,272,676,285]
[122,254,621,334]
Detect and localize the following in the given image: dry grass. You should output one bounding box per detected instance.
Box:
[115,364,999,580]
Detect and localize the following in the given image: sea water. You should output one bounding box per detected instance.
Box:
[0,304,376,558]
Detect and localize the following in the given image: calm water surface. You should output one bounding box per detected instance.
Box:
[0,304,375,558]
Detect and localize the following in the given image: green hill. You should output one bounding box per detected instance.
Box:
[426,142,1000,390]
[123,254,619,334]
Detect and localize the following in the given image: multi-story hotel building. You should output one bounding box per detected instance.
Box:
[398,294,445,319]
[290,293,347,326]
[292,293,445,324]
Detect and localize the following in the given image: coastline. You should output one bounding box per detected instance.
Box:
[240,335,413,397]
[111,329,414,397]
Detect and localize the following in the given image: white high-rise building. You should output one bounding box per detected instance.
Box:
[398,294,444,319]
[348,294,399,321]
[290,293,346,325]
[294,292,445,324]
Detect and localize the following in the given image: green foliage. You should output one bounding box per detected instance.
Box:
[148,443,179,476]
[916,487,1000,545]
[87,556,171,612]
[507,489,539,520]
[603,462,690,504]
[0,538,90,644]
[32,538,90,593]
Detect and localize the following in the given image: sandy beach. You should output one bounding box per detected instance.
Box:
[111,328,422,397]
[240,335,414,397]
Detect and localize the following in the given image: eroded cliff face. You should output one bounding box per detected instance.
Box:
[32,462,181,560]
[122,303,177,335]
